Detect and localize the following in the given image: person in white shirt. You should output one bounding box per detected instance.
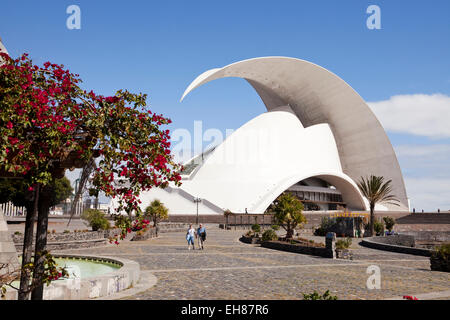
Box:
[186,224,196,250]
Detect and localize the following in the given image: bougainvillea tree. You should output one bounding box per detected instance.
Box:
[0,52,182,299]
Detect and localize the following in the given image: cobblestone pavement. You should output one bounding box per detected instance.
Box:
[59,225,450,300]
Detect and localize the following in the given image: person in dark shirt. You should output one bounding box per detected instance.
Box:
[196,224,206,250]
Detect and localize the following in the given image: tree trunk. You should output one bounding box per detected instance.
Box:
[369,203,375,237]
[18,184,39,300]
[286,221,293,239]
[30,184,52,300]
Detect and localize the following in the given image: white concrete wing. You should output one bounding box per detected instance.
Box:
[181,57,408,211]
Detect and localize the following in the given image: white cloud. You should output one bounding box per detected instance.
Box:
[394,144,450,157]
[368,94,450,138]
[404,177,450,212]
[393,144,450,211]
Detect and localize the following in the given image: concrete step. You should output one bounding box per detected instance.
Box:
[396,213,450,225]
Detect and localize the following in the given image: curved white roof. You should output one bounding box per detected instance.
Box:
[181,57,408,210]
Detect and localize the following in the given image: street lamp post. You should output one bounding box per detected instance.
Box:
[194,197,202,225]
[74,178,80,215]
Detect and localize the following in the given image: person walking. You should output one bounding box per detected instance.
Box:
[186,224,196,250]
[196,223,206,250]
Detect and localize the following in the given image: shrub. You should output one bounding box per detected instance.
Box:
[82,209,110,231]
[144,199,169,232]
[314,217,335,236]
[262,229,278,241]
[14,231,22,235]
[336,237,352,250]
[270,192,306,239]
[63,230,70,234]
[303,290,337,300]
[430,243,450,272]
[373,220,385,235]
[383,216,395,232]
[251,224,261,233]
[271,224,280,231]
[313,226,326,236]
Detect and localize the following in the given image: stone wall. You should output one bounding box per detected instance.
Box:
[158,223,191,233]
[13,229,122,252]
[361,237,431,257]
[13,230,106,243]
[398,231,450,242]
[369,234,416,247]
[131,227,157,241]
[261,240,333,258]
[0,210,19,274]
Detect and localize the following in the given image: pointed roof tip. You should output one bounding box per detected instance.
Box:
[179,68,222,103]
[0,37,8,57]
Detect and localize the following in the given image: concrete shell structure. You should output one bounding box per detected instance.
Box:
[0,38,9,61]
[128,57,409,215]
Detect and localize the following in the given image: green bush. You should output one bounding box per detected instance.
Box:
[430,243,450,272]
[434,243,450,256]
[303,290,338,300]
[373,220,385,235]
[383,216,395,232]
[313,226,326,236]
[271,224,280,231]
[251,223,261,233]
[82,209,110,231]
[336,237,352,250]
[262,229,278,241]
[314,217,335,236]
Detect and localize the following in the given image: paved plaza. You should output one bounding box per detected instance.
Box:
[58,225,450,300]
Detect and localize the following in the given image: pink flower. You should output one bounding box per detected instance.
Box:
[6,121,13,129]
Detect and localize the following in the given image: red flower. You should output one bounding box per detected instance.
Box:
[105,96,119,104]
[8,137,19,145]
[6,121,13,129]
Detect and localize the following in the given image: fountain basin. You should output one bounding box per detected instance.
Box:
[3,254,140,300]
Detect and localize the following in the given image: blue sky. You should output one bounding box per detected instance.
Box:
[1,0,449,211]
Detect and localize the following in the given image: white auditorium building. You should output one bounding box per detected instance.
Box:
[112,57,409,216]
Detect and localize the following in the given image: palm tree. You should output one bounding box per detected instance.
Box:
[270,192,306,239]
[357,175,399,236]
[144,199,169,235]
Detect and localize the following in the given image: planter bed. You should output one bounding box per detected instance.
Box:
[131,227,157,241]
[260,240,333,258]
[335,248,353,260]
[239,235,261,244]
[361,237,431,257]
